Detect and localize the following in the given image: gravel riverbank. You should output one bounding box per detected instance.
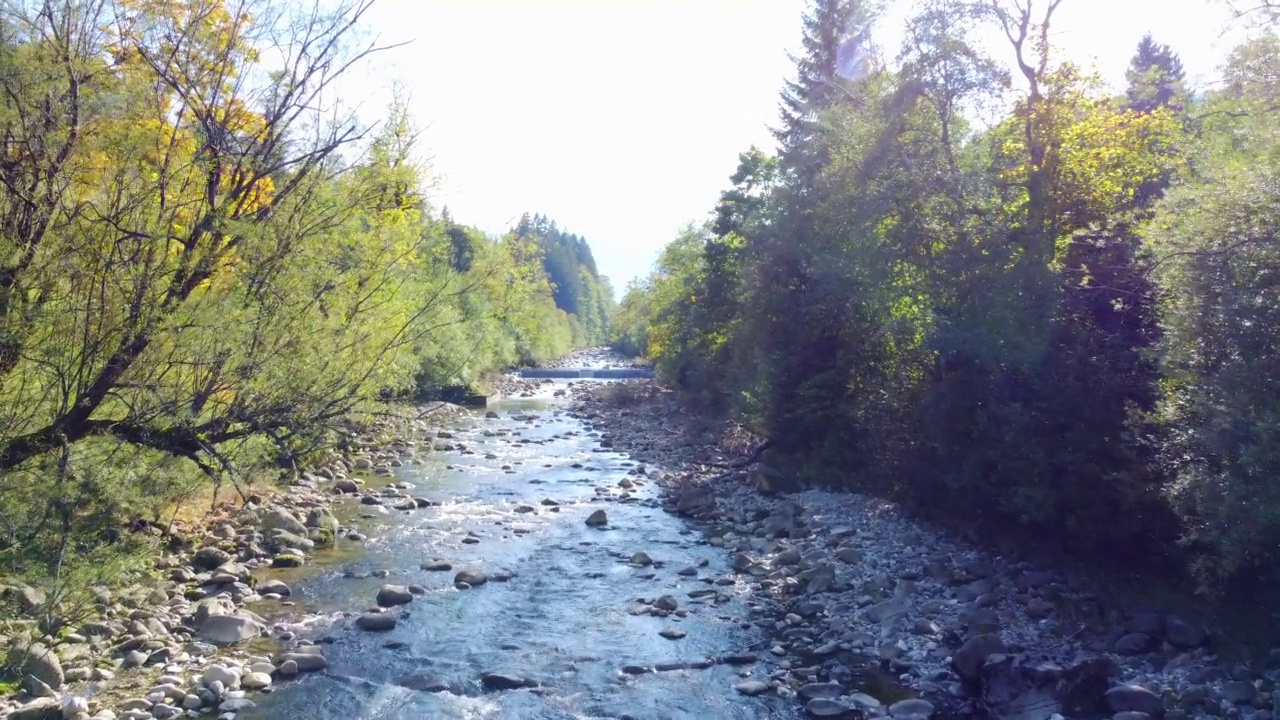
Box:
[568,380,1274,720]
[0,402,469,720]
[4,366,1269,720]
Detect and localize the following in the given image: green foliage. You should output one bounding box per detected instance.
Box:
[1146,42,1280,584]
[0,0,589,604]
[1126,34,1188,114]
[615,1,1280,589]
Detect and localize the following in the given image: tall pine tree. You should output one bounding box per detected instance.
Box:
[1126,34,1188,114]
[773,0,876,172]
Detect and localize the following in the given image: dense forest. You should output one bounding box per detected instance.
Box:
[0,0,606,596]
[614,0,1280,591]
[512,213,616,347]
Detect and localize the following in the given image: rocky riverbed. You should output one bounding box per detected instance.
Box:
[2,358,1271,720]
[0,402,471,720]
[568,381,1278,720]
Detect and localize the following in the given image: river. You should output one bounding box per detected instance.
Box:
[236,380,800,720]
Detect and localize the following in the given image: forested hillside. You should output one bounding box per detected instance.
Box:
[513,213,616,347]
[614,0,1280,590]
[0,0,596,593]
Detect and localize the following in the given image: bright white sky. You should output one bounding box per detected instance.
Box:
[346,0,1254,296]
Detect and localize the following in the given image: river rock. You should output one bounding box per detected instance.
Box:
[395,673,448,693]
[8,584,46,615]
[268,528,314,552]
[271,550,305,568]
[1105,685,1164,717]
[7,642,64,691]
[772,548,802,567]
[241,672,272,690]
[9,698,60,720]
[454,570,487,587]
[376,585,414,607]
[277,652,326,672]
[306,507,339,531]
[332,479,359,494]
[1164,616,1208,649]
[192,546,232,571]
[981,654,1113,720]
[61,696,89,720]
[197,614,264,645]
[631,551,653,566]
[259,508,308,537]
[257,579,291,596]
[356,613,396,631]
[202,665,241,689]
[585,509,608,526]
[674,487,715,515]
[889,698,935,718]
[194,596,236,626]
[653,595,678,612]
[799,682,844,701]
[805,698,852,717]
[735,680,772,696]
[421,559,452,571]
[952,633,1006,685]
[480,672,537,691]
[1222,680,1255,704]
[1115,632,1156,655]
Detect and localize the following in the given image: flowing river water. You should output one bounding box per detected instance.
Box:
[236,381,801,720]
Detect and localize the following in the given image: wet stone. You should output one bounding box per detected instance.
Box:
[355,613,396,632]
[806,698,853,717]
[735,680,772,696]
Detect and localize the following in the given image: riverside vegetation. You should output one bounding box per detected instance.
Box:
[612,0,1280,597]
[0,0,616,707]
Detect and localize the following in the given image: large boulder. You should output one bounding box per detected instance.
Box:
[259,508,308,537]
[276,651,326,672]
[306,508,339,532]
[674,487,715,514]
[267,529,314,552]
[5,585,47,616]
[375,585,413,607]
[192,546,233,571]
[952,634,1006,686]
[197,614,265,645]
[454,570,487,587]
[979,654,1113,720]
[257,579,291,597]
[355,613,396,631]
[5,642,63,691]
[193,596,237,626]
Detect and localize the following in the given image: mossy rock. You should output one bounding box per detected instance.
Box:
[308,527,335,549]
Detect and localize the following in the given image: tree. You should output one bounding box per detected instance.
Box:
[1126,34,1188,114]
[511,213,614,346]
[774,0,878,172]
